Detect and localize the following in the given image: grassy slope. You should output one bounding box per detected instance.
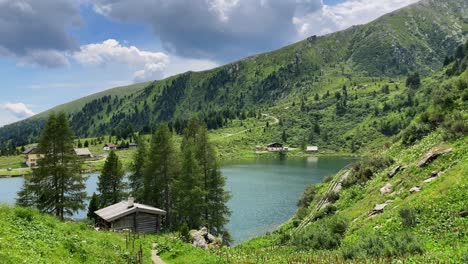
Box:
[33,82,151,119]
[0,205,154,264]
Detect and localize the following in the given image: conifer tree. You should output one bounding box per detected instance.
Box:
[17,112,86,220]
[87,192,99,223]
[129,136,148,200]
[97,151,126,207]
[143,124,178,226]
[195,126,231,235]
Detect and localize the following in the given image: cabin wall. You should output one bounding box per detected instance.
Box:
[111,214,135,230]
[110,212,161,234]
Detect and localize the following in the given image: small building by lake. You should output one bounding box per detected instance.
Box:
[94,197,166,234]
[23,145,44,168]
[306,146,319,153]
[267,143,284,152]
[103,144,118,151]
[74,148,93,158]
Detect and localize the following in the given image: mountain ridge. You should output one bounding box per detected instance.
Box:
[0,0,466,148]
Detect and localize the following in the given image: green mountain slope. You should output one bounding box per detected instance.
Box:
[0,0,466,150]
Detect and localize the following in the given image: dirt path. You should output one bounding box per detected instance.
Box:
[151,243,166,264]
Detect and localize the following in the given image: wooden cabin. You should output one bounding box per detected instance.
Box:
[74,148,93,158]
[267,142,283,152]
[306,146,319,153]
[23,145,44,168]
[103,144,118,151]
[95,197,166,234]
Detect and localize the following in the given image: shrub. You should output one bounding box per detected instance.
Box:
[179,223,191,243]
[401,123,431,146]
[294,216,348,250]
[399,207,418,228]
[297,185,317,208]
[341,231,424,259]
[325,192,340,203]
[344,156,393,187]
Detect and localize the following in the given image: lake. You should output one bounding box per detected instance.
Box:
[0,156,353,244]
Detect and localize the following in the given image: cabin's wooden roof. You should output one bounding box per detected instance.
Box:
[95,201,166,222]
[74,148,92,156]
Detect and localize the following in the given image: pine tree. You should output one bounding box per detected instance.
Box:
[97,151,126,207]
[143,124,178,227]
[195,126,231,235]
[129,136,148,200]
[17,112,86,220]
[173,134,205,229]
[87,192,99,223]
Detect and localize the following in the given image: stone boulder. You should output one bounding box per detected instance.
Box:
[380,183,393,195]
[190,227,222,250]
[417,148,452,168]
[387,166,402,178]
[409,187,421,193]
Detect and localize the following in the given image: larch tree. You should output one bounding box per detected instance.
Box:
[17,112,86,220]
[142,123,179,227]
[97,150,126,207]
[129,135,148,201]
[195,125,231,236]
[173,135,205,230]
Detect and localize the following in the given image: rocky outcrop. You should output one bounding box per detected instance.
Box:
[387,166,403,178]
[409,186,421,193]
[190,227,222,250]
[369,200,393,216]
[417,148,453,167]
[380,183,393,195]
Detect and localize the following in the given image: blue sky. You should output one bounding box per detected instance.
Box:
[0,0,419,127]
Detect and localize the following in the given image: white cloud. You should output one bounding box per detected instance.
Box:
[73,39,170,82]
[294,0,420,37]
[1,102,35,119]
[163,57,219,78]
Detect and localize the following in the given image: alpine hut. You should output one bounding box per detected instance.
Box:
[95,197,166,234]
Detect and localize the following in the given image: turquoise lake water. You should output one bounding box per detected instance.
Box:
[0,156,353,244]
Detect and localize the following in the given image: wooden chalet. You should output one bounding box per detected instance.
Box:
[103,144,118,151]
[23,145,44,168]
[95,197,166,234]
[74,148,93,158]
[267,142,284,152]
[306,146,319,153]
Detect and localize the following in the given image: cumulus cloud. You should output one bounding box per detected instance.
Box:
[293,0,420,37]
[73,39,170,82]
[0,0,80,67]
[92,0,308,61]
[1,102,35,119]
[92,0,420,62]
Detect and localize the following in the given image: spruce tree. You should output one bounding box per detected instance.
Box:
[17,112,86,220]
[87,192,99,223]
[97,151,126,207]
[195,126,231,236]
[173,135,205,229]
[143,124,178,227]
[129,136,148,201]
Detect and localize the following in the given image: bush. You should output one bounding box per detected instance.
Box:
[297,185,317,208]
[344,156,393,187]
[401,123,431,146]
[179,223,191,243]
[294,216,348,250]
[325,192,340,203]
[342,231,424,259]
[399,207,418,228]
